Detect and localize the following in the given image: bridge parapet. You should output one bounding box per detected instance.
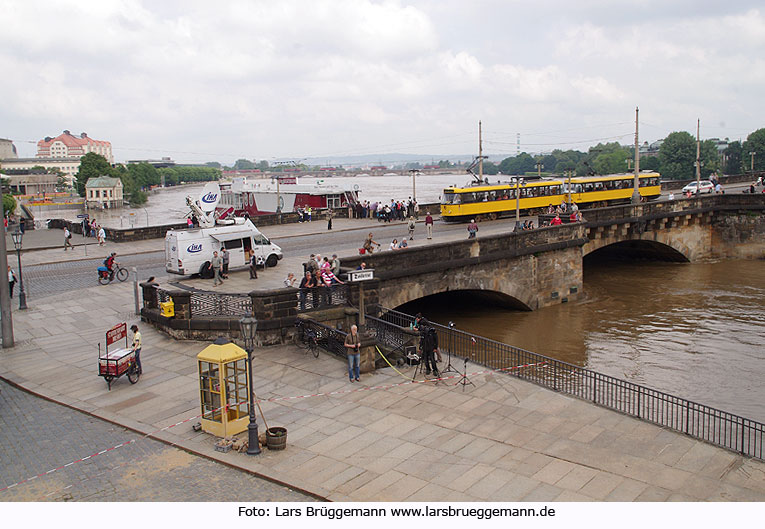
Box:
[583,193,765,227]
[342,222,587,278]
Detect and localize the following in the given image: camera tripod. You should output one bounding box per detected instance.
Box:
[441,321,458,375]
[455,356,474,391]
[413,349,443,385]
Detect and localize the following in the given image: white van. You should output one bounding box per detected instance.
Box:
[165,219,283,277]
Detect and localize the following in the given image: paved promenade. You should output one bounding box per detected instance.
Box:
[2,217,765,502]
[2,278,765,502]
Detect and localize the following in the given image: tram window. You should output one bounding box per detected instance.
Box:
[594,182,604,191]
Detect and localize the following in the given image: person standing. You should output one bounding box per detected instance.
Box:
[97,225,106,246]
[298,270,317,310]
[211,251,223,287]
[326,208,333,230]
[425,211,434,239]
[330,254,341,276]
[130,324,143,375]
[82,218,90,238]
[283,272,296,287]
[345,324,361,382]
[248,250,258,279]
[221,247,230,278]
[8,265,17,298]
[407,216,416,240]
[64,226,74,250]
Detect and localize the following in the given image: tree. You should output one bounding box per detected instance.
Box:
[498,153,535,175]
[592,148,630,175]
[256,160,270,170]
[723,141,743,175]
[742,128,765,172]
[204,161,222,169]
[233,158,256,170]
[75,152,113,196]
[658,131,696,180]
[2,194,16,216]
[640,156,660,172]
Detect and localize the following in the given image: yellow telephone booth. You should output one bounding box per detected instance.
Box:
[197,343,250,438]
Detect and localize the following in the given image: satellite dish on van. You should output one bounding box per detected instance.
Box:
[198,182,221,212]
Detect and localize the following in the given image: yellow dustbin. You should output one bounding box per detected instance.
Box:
[159,299,174,317]
[197,343,250,438]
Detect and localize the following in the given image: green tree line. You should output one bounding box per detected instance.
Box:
[478,127,765,180]
[75,153,221,205]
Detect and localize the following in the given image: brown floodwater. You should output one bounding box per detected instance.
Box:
[401,258,765,422]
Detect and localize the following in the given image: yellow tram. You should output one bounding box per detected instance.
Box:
[440,172,661,222]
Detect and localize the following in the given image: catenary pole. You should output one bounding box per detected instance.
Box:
[0,224,14,347]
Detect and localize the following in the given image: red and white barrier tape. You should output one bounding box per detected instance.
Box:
[0,360,545,494]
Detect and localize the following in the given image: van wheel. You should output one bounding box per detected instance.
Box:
[266,254,278,267]
[199,261,213,279]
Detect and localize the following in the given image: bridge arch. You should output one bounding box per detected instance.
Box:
[584,239,690,262]
[395,289,531,314]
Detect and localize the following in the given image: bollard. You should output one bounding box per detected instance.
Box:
[133,267,139,315]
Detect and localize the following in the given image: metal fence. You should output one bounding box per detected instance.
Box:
[295,318,348,358]
[375,307,764,460]
[190,291,252,316]
[155,287,253,317]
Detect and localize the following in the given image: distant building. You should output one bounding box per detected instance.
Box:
[37,130,113,164]
[126,157,175,168]
[4,173,58,195]
[0,157,80,186]
[708,137,729,154]
[0,138,18,159]
[85,175,123,209]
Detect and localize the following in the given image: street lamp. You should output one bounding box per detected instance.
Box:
[10,228,28,310]
[408,169,420,204]
[239,316,261,455]
[514,177,526,230]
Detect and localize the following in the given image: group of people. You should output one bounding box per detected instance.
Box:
[297,253,344,310]
[71,217,107,249]
[297,207,313,222]
[349,198,420,222]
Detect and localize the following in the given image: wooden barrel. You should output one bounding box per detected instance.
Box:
[266,427,287,450]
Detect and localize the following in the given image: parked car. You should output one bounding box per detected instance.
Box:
[681,180,714,194]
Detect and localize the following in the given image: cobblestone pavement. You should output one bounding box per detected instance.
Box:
[18,252,167,300]
[0,380,314,502]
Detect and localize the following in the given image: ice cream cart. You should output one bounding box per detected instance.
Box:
[98,322,140,390]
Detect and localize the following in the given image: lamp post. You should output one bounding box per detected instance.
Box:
[10,228,28,310]
[750,152,757,172]
[514,177,526,230]
[239,316,261,455]
[408,169,420,204]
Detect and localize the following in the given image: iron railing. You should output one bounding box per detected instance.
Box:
[375,307,764,460]
[295,318,347,358]
[190,291,252,317]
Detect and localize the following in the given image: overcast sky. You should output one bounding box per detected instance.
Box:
[2,0,764,164]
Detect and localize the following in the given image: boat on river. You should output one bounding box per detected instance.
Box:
[216,176,360,216]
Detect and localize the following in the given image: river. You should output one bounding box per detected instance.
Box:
[40,173,471,228]
[400,258,765,423]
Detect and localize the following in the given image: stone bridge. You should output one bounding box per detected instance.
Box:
[341,194,765,311]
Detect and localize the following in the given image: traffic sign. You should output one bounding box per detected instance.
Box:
[77,214,89,218]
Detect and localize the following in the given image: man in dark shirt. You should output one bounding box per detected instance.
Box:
[298,271,317,310]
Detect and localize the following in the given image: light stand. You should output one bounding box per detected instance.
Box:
[458,356,475,392]
[441,321,458,374]
[11,228,28,310]
[239,316,261,455]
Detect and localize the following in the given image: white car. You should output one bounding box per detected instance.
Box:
[681,180,714,194]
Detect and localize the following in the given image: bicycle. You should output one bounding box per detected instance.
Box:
[294,321,320,358]
[98,264,129,285]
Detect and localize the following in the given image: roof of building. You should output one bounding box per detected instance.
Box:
[38,130,111,149]
[85,176,123,188]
